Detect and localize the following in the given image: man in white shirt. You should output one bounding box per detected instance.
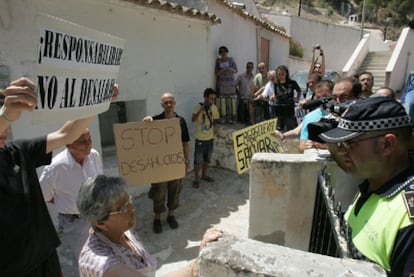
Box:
[40,129,103,277]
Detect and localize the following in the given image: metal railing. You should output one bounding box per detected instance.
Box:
[308,163,351,258]
[215,96,270,124]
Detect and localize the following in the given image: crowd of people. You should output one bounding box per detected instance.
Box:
[1,43,414,277]
[217,45,329,131]
[0,78,222,277]
[216,44,414,276]
[266,62,414,276]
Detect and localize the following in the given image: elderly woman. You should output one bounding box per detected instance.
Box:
[77,175,222,277]
[77,175,157,276]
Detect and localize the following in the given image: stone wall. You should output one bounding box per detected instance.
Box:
[200,234,386,276]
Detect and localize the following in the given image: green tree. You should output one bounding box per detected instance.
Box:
[387,0,414,23]
[358,0,414,25]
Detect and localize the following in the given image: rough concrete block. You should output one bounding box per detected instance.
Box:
[249,152,326,250]
[200,234,386,277]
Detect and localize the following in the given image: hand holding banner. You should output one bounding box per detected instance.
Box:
[232,119,285,174]
[113,118,186,186]
[33,14,125,124]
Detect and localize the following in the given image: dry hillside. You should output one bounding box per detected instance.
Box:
[254,0,403,40]
[255,0,348,23]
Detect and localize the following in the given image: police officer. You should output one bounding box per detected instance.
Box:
[319,96,414,276]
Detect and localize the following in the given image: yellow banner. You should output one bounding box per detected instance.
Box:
[232,119,284,174]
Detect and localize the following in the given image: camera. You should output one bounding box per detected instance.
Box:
[304,97,358,116]
[327,99,359,115]
[308,118,338,143]
[204,103,211,112]
[313,44,321,50]
[302,96,334,111]
[307,99,360,143]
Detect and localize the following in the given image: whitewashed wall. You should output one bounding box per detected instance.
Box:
[387,27,414,92]
[0,0,215,155]
[264,13,361,72]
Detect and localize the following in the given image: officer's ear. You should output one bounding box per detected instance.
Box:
[382,133,398,156]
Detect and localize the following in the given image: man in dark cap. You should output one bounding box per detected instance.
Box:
[319,97,414,276]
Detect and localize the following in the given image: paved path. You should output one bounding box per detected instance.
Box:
[59,167,250,276]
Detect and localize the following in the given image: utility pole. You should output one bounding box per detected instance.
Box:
[360,0,366,39]
[298,0,302,17]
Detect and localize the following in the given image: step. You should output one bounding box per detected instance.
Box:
[361,60,389,66]
[358,51,393,90]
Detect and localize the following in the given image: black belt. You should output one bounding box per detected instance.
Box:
[58,213,80,220]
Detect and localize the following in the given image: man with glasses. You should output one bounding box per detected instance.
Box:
[40,129,103,277]
[319,97,414,276]
[299,77,361,153]
[332,77,362,103]
[143,92,190,233]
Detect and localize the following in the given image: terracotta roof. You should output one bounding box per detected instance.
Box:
[217,0,290,38]
[120,0,221,24]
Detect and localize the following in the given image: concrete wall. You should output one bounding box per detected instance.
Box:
[248,152,325,251]
[200,234,386,276]
[288,55,311,73]
[342,34,370,77]
[387,27,414,92]
[264,13,361,72]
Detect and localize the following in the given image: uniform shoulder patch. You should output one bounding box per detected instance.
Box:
[403,191,414,219]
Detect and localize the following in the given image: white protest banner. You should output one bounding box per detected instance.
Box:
[33,14,125,124]
[232,119,285,174]
[113,118,186,186]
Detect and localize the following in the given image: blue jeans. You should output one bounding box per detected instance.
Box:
[194,139,214,167]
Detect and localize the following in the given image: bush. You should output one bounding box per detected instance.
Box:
[289,38,304,58]
[327,7,334,16]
